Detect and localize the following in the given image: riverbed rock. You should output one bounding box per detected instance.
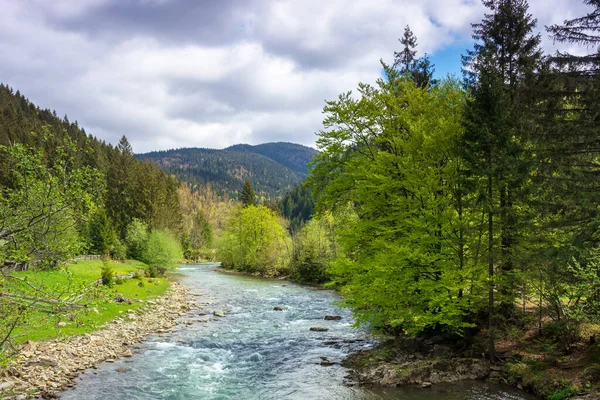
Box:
[213,310,226,317]
[273,307,284,311]
[345,350,491,387]
[324,315,342,321]
[310,327,329,332]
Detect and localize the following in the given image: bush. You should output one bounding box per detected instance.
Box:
[141,229,183,274]
[125,219,149,260]
[100,260,114,287]
[111,239,127,261]
[217,205,290,275]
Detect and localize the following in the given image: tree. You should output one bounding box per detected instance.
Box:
[394,25,418,74]
[290,212,338,283]
[0,138,101,267]
[309,70,486,335]
[217,205,289,275]
[141,229,183,275]
[462,0,542,358]
[392,25,436,88]
[189,211,212,249]
[240,178,256,207]
[87,208,116,255]
[124,218,149,260]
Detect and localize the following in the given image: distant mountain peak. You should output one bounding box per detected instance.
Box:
[138,141,317,199]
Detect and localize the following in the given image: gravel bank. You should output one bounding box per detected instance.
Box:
[0,282,202,400]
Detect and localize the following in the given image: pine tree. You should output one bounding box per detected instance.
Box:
[394,25,418,74]
[392,26,436,88]
[462,0,542,359]
[240,179,256,207]
[528,0,600,305]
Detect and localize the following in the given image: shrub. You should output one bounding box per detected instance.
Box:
[100,260,114,287]
[125,219,149,260]
[111,239,127,261]
[141,229,182,274]
[217,205,290,275]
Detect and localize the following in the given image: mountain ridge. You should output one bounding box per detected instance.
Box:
[138,142,318,199]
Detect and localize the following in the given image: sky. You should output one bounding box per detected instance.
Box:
[0,0,592,153]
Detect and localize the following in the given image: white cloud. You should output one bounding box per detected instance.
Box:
[0,0,594,153]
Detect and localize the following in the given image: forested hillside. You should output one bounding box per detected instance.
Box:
[225,142,318,175]
[0,84,200,264]
[138,143,317,199]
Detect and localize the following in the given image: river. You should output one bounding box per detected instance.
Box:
[61,263,537,400]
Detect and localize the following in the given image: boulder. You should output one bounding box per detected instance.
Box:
[324,315,342,320]
[310,327,329,332]
[273,307,284,311]
[213,310,226,317]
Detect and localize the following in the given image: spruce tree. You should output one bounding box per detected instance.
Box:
[240,179,256,207]
[529,0,600,298]
[394,25,418,75]
[462,0,542,359]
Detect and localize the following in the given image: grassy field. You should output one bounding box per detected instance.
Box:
[8,259,170,343]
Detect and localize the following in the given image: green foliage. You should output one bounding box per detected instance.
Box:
[309,73,485,335]
[87,208,116,255]
[100,259,114,287]
[279,183,315,231]
[0,139,100,266]
[111,238,127,261]
[141,229,183,274]
[290,212,337,283]
[240,179,256,207]
[217,205,290,276]
[189,211,212,249]
[124,218,149,260]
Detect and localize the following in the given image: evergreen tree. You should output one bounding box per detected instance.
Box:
[394,25,418,74]
[392,25,436,88]
[462,0,542,359]
[240,178,256,207]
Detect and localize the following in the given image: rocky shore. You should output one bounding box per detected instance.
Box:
[0,282,202,400]
[342,338,491,388]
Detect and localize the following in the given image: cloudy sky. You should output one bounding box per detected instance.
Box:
[0,0,591,153]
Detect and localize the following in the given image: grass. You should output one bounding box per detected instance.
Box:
[7,259,170,344]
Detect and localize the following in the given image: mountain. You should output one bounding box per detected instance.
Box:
[225,142,317,175]
[138,143,318,199]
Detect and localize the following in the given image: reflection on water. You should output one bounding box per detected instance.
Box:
[61,263,537,400]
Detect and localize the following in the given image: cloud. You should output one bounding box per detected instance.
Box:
[0,0,594,153]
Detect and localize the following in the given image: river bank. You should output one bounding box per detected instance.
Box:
[0,281,200,399]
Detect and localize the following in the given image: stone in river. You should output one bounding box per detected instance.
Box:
[324,315,342,321]
[310,327,328,332]
[273,307,284,311]
[213,310,226,317]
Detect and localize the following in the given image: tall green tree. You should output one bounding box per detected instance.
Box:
[394,25,418,74]
[217,205,289,275]
[310,69,485,335]
[0,139,101,267]
[462,0,542,358]
[240,178,256,207]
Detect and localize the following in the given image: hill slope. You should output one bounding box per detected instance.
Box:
[138,143,317,199]
[226,142,317,175]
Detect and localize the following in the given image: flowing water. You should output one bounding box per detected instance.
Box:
[61,263,537,400]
